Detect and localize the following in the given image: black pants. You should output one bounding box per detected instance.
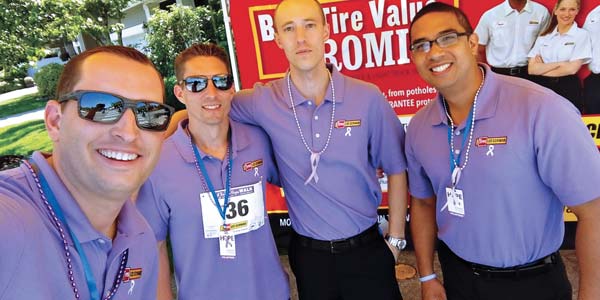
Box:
[288,228,402,300]
[584,73,600,114]
[530,74,583,112]
[437,242,572,300]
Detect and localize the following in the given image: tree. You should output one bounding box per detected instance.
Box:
[80,0,130,46]
[145,3,227,78]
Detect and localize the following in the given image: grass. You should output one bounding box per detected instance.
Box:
[0,120,52,156]
[0,93,48,119]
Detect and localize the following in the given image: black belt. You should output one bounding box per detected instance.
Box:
[441,242,559,279]
[491,66,528,76]
[292,223,381,254]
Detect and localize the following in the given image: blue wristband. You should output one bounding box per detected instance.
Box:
[419,273,437,282]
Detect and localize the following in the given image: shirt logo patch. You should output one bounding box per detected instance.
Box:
[529,20,540,25]
[122,267,142,282]
[335,119,361,128]
[476,136,508,147]
[242,159,263,172]
[564,42,575,46]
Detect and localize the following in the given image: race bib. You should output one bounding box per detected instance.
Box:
[201,180,265,238]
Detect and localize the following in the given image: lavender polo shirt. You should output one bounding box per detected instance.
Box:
[0,152,158,300]
[137,119,289,300]
[231,66,407,240]
[406,65,600,267]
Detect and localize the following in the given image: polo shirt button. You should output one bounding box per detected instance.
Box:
[307,101,312,106]
[455,129,461,136]
[315,133,321,138]
[314,115,319,120]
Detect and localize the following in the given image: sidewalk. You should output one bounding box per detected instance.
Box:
[0,86,44,128]
[0,108,45,128]
[0,86,37,104]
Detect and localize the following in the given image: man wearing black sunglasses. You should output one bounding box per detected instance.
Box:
[136,43,290,300]
[0,46,171,299]
[407,3,600,300]
[230,0,408,299]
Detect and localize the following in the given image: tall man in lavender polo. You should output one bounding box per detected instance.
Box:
[230,0,408,299]
[407,3,600,300]
[136,43,289,300]
[0,46,174,299]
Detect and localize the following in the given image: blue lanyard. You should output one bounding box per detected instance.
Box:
[446,101,475,174]
[192,141,233,222]
[36,167,101,300]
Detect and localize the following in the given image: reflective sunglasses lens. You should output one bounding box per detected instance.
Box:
[185,78,208,93]
[134,102,172,131]
[213,75,233,90]
[79,92,123,123]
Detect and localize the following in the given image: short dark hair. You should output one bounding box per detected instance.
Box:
[273,0,326,32]
[409,2,473,40]
[56,46,164,100]
[174,43,231,82]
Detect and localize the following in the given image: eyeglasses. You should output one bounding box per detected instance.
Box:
[410,32,471,53]
[58,90,175,132]
[179,74,234,93]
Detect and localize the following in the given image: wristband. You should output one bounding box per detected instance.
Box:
[419,274,437,282]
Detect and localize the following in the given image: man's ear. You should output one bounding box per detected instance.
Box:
[45,100,63,143]
[469,33,480,56]
[174,84,187,106]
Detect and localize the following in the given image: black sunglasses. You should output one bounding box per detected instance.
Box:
[58,90,175,132]
[180,74,234,93]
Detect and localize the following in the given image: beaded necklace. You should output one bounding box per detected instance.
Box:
[23,160,129,300]
[286,70,335,185]
[442,67,485,188]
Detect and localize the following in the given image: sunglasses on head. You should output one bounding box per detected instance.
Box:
[58,90,175,132]
[180,74,234,93]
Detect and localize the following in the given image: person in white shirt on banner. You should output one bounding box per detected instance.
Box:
[475,0,550,80]
[527,0,591,112]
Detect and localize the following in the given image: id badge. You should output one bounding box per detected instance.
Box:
[444,187,465,217]
[219,230,236,259]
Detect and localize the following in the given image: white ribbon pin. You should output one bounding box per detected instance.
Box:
[486,145,495,156]
[345,127,352,137]
[128,280,135,295]
[254,167,259,177]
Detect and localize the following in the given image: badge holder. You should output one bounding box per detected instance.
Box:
[442,167,466,218]
[219,225,236,259]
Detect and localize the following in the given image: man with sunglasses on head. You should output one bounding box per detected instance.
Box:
[0,46,174,299]
[230,0,408,299]
[406,3,600,300]
[136,43,289,300]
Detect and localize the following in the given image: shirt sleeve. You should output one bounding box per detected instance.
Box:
[135,180,170,241]
[527,36,543,58]
[474,12,491,46]
[404,118,435,199]
[570,29,592,63]
[231,88,259,126]
[0,197,26,296]
[368,86,407,175]
[533,96,600,206]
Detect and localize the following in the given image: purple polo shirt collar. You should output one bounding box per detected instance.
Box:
[29,151,147,246]
[285,64,346,108]
[430,64,500,127]
[171,118,251,163]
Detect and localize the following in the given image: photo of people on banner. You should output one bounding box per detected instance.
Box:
[228,0,600,244]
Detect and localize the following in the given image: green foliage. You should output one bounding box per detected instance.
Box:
[0,94,47,120]
[34,63,64,99]
[0,120,52,156]
[146,4,227,77]
[0,64,29,94]
[164,76,185,112]
[0,0,129,74]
